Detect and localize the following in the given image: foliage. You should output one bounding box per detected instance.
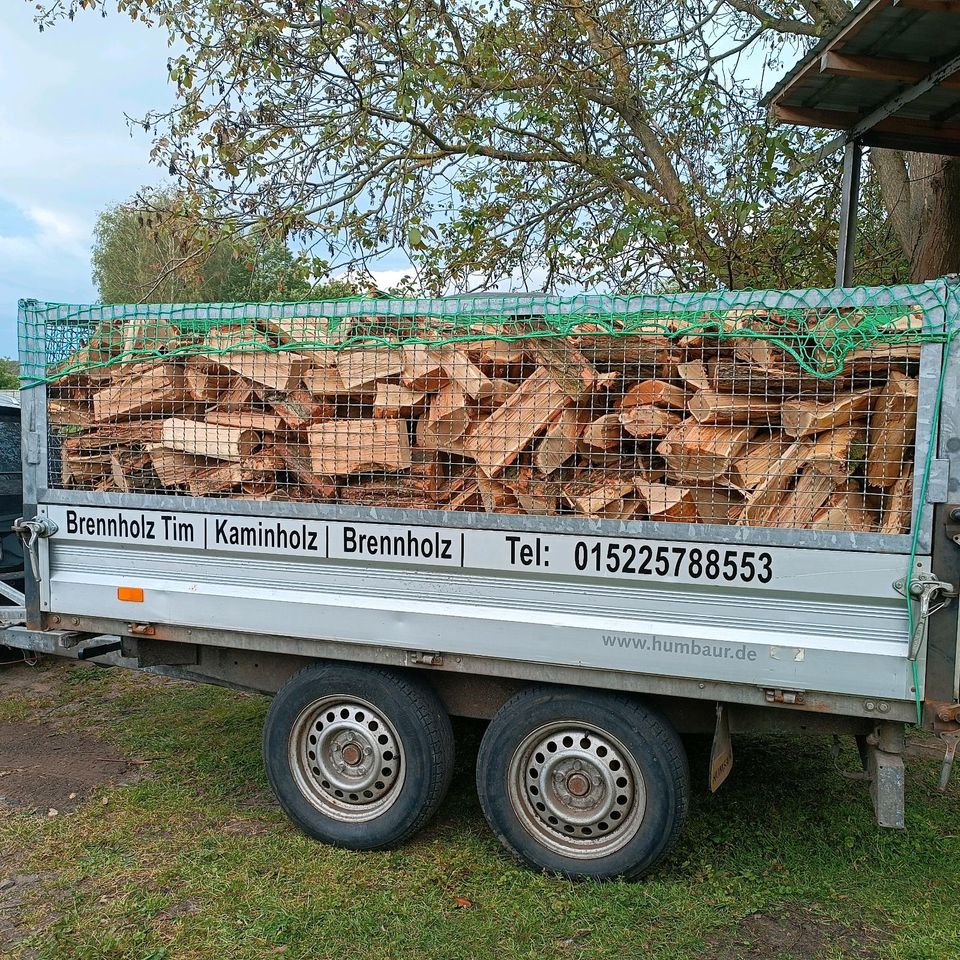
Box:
[37,1,927,291]
[92,190,357,303]
[0,358,19,390]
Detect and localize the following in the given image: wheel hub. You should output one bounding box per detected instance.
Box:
[289,696,405,822]
[508,722,646,859]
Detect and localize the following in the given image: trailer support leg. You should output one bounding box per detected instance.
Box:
[866,721,905,829]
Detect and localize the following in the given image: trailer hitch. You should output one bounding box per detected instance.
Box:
[12,516,59,583]
[894,572,958,661]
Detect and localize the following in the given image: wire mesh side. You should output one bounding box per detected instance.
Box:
[21,292,938,536]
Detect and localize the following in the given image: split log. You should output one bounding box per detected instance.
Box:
[433,346,495,400]
[619,380,688,411]
[374,383,427,419]
[807,426,867,480]
[781,389,878,438]
[567,479,634,516]
[401,345,447,392]
[687,483,744,525]
[335,347,404,392]
[275,442,337,498]
[205,409,284,432]
[769,466,838,528]
[534,407,589,475]
[634,481,699,522]
[161,418,261,462]
[686,388,781,425]
[464,368,572,476]
[811,484,879,532]
[307,419,412,475]
[205,350,308,394]
[879,470,914,535]
[303,365,372,399]
[267,389,335,429]
[526,336,598,398]
[421,384,472,449]
[146,445,213,487]
[727,433,791,492]
[91,363,187,422]
[865,371,918,489]
[478,477,522,513]
[676,360,712,392]
[657,421,756,482]
[737,439,812,526]
[580,413,623,451]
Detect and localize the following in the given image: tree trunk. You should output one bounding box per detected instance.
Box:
[909,155,960,281]
[873,150,960,281]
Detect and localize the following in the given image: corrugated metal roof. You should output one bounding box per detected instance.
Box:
[764,0,960,155]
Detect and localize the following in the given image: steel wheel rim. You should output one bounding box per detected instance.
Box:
[289,695,405,822]
[507,721,646,859]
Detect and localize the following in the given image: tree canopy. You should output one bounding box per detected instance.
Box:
[40,0,946,292]
[92,191,356,303]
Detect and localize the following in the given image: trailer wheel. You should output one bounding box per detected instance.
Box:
[263,663,454,849]
[476,686,689,880]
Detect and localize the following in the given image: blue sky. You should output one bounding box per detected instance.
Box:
[0,7,173,357]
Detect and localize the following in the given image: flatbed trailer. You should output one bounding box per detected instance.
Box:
[4,281,960,879]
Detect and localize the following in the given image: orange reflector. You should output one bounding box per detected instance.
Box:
[117,586,144,603]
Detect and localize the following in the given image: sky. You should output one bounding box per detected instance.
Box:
[0,6,174,357]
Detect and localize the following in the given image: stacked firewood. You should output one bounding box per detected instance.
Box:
[46,308,921,533]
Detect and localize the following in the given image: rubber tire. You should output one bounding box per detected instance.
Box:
[476,686,689,880]
[263,662,455,850]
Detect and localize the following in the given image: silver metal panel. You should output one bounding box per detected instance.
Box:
[39,505,927,703]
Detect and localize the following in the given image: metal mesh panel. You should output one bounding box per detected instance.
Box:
[18,290,947,536]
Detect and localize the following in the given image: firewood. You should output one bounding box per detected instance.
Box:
[811,483,879,532]
[686,388,781,425]
[446,483,482,511]
[483,378,519,407]
[502,466,561,515]
[217,375,255,410]
[267,389,335,429]
[120,316,178,354]
[580,413,622,451]
[374,383,427,418]
[567,479,634,516]
[879,470,914,534]
[781,389,879,438]
[204,325,272,352]
[686,483,744,525]
[769,465,838,528]
[275,442,337,498]
[634,481,699,522]
[534,407,589,475]
[91,363,187,422]
[526,336,597,397]
[161,418,261,462]
[64,420,166,451]
[302,365,372,399]
[865,371,918,489]
[727,433,791,492]
[205,409,284,432]
[465,368,572,476]
[657,421,756,482]
[469,339,526,374]
[204,350,308,393]
[676,360,712,392]
[258,315,340,353]
[619,380,688,411]
[186,462,245,497]
[335,347,404,392]
[401,345,447,392]
[478,476,522,513]
[421,384,472,449]
[61,453,112,487]
[184,360,227,404]
[807,426,867,480]
[307,419,412,475]
[736,439,812,525]
[433,346,495,400]
[146,445,212,486]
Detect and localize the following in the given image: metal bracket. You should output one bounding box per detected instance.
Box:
[764,688,805,705]
[893,572,958,660]
[12,515,59,584]
[408,651,444,666]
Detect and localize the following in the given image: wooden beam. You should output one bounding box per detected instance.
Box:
[773,104,960,144]
[894,0,960,12]
[820,52,960,88]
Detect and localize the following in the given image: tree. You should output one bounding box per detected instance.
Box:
[37,0,943,291]
[0,360,18,391]
[92,191,356,303]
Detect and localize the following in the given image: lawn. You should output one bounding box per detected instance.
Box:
[0,658,958,960]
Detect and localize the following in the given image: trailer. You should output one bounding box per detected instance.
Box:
[3,282,960,880]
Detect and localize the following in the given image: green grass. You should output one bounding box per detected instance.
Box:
[2,662,959,960]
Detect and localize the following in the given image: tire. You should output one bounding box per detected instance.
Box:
[476,686,689,880]
[263,662,455,850]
